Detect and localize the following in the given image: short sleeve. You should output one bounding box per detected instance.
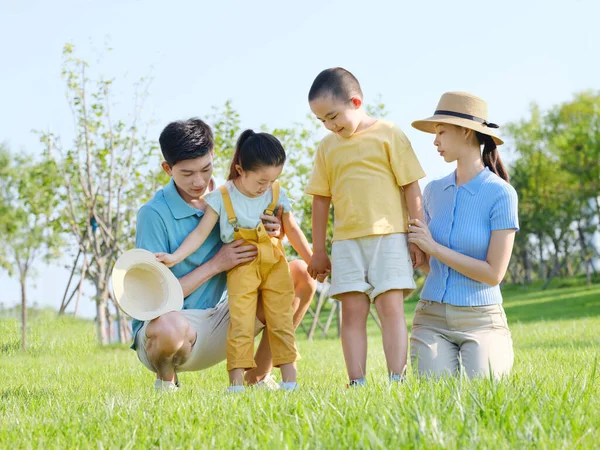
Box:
[490,184,519,231]
[278,188,293,213]
[136,206,170,253]
[423,182,432,225]
[304,141,331,197]
[388,127,426,187]
[204,189,224,218]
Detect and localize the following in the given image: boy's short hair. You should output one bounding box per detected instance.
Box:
[308,67,363,102]
[159,118,214,167]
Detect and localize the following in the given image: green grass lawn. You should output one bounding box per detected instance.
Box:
[1,279,599,449]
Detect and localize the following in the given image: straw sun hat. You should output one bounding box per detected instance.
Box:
[111,249,183,321]
[411,92,503,145]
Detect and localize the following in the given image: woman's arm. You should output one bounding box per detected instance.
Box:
[408,219,516,286]
[282,211,312,265]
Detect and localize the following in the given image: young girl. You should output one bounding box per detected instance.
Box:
[156,130,313,392]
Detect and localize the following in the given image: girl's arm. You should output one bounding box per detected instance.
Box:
[282,211,312,265]
[408,219,516,286]
[156,206,220,267]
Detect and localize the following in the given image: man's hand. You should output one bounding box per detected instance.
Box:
[212,239,258,273]
[308,250,331,280]
[260,206,283,238]
[155,252,179,268]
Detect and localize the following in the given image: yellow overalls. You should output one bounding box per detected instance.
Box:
[219,182,299,371]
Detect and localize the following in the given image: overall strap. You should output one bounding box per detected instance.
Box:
[264,181,280,216]
[219,185,238,226]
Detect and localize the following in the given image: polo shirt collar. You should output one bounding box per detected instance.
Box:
[443,167,490,196]
[164,179,203,219]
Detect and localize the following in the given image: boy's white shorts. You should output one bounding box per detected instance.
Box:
[330,233,416,302]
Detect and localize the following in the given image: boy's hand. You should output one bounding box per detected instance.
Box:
[155,252,179,268]
[409,243,426,269]
[308,250,331,280]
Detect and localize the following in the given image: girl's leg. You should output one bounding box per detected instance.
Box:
[339,292,371,381]
[374,289,408,377]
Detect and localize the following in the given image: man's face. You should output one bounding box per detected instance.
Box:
[162,152,214,202]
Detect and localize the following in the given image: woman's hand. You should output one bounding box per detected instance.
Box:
[408,219,439,256]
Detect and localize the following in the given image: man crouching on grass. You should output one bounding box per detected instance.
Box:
[132,118,317,391]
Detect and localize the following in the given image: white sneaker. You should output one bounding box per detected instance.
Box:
[154,379,179,393]
[253,373,280,390]
[226,385,246,394]
[279,381,298,391]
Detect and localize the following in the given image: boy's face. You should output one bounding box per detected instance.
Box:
[310,95,363,138]
[161,152,214,202]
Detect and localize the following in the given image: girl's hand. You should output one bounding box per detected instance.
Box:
[261,207,283,238]
[308,250,331,280]
[155,252,179,268]
[408,219,439,256]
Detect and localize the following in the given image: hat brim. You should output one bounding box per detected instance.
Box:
[111,249,183,321]
[412,114,504,145]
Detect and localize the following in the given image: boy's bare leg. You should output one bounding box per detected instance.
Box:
[340,292,370,381]
[244,260,316,384]
[374,289,407,377]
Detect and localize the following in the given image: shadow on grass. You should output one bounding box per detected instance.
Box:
[504,286,600,323]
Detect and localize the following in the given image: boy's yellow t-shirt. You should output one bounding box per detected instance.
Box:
[305,120,425,242]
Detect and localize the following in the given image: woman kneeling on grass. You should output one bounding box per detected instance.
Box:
[408,92,519,379]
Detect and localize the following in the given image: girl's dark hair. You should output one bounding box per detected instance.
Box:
[228,130,286,180]
[476,131,509,182]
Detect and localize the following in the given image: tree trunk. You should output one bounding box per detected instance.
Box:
[537,235,546,280]
[20,276,27,351]
[95,295,108,346]
[106,302,114,344]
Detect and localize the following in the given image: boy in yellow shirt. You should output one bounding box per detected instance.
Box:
[305,67,426,386]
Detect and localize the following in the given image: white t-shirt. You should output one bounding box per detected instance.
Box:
[205,181,292,243]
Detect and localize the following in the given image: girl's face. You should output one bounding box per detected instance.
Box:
[433,123,471,163]
[235,164,284,198]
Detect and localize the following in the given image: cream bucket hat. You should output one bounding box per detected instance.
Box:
[111,249,183,321]
[412,92,503,145]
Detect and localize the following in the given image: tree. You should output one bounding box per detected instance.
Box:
[0,144,64,350]
[38,44,162,344]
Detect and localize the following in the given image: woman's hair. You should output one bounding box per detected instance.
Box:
[227,130,286,180]
[475,131,509,182]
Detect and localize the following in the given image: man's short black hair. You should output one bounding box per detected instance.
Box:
[159,118,214,166]
[308,67,363,102]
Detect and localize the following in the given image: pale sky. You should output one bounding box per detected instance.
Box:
[1,0,599,318]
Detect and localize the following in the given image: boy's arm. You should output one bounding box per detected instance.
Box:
[282,211,312,264]
[308,195,332,278]
[403,181,424,223]
[403,181,426,268]
[155,206,219,267]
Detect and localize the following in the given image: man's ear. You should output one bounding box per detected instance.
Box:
[350,96,363,109]
[161,161,173,176]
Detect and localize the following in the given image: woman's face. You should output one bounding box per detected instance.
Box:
[433,123,469,163]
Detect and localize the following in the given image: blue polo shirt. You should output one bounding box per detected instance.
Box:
[421,167,519,306]
[130,179,227,349]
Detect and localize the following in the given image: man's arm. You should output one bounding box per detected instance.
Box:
[178,240,258,297]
